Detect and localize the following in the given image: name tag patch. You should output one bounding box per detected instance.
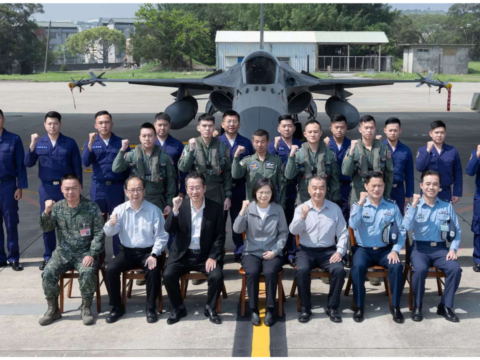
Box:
[265,162,275,169]
[80,228,91,236]
[93,146,102,149]
[37,146,48,149]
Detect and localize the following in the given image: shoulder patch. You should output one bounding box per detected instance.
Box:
[386,198,396,203]
[250,161,259,171]
[226,149,230,158]
[387,150,391,159]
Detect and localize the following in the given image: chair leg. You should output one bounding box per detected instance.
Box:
[121,272,127,308]
[344,272,352,296]
[180,276,185,300]
[216,295,221,314]
[101,266,110,297]
[383,276,389,296]
[240,274,246,317]
[437,277,443,296]
[278,275,283,317]
[385,277,392,308]
[402,266,410,291]
[158,277,163,314]
[96,270,101,313]
[67,271,74,298]
[290,277,297,297]
[409,268,413,311]
[127,277,133,298]
[281,283,286,303]
[59,276,64,313]
[184,279,189,298]
[222,281,228,299]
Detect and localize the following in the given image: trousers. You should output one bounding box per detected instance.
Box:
[390,182,406,215]
[0,179,20,263]
[284,198,296,260]
[39,182,64,261]
[472,188,480,263]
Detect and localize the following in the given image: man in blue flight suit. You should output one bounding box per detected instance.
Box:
[154,112,187,250]
[382,117,414,215]
[324,114,351,221]
[25,111,83,270]
[218,110,255,263]
[349,172,406,323]
[466,145,480,272]
[0,109,27,271]
[267,114,303,267]
[82,110,130,256]
[404,170,462,322]
[416,120,462,203]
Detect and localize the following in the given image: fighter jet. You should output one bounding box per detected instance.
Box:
[416,72,451,92]
[69,7,444,138]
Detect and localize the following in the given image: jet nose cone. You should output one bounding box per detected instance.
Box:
[238,107,281,138]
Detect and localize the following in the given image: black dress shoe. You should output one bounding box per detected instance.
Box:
[10,262,23,271]
[288,258,296,268]
[298,310,312,323]
[473,263,480,272]
[353,307,364,323]
[437,303,459,322]
[0,261,7,268]
[106,306,125,324]
[167,307,187,325]
[390,306,405,324]
[39,260,48,271]
[146,309,158,323]
[264,311,275,327]
[326,307,342,323]
[204,305,222,324]
[411,306,423,322]
[234,255,242,264]
[251,311,261,326]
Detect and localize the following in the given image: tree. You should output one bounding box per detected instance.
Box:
[0,3,44,74]
[66,27,125,63]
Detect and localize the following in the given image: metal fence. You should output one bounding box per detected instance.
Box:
[317,56,394,72]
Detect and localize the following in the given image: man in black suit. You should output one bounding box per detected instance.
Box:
[163,171,225,325]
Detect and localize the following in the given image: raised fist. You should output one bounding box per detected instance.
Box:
[290,144,299,157]
[350,140,358,155]
[412,194,421,207]
[274,136,281,150]
[358,192,368,206]
[476,144,480,158]
[427,141,434,152]
[212,130,219,137]
[30,134,39,151]
[323,136,330,146]
[375,135,382,140]
[121,139,129,151]
[172,196,183,212]
[89,132,97,143]
[109,213,118,226]
[235,145,245,157]
[188,138,196,151]
[45,200,55,214]
[241,200,250,213]
[301,204,310,219]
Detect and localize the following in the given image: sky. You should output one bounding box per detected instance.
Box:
[32,3,453,22]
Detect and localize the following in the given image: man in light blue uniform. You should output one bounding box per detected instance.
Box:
[82,110,130,256]
[383,117,414,215]
[416,120,462,203]
[349,172,406,323]
[404,170,462,322]
[466,145,480,272]
[25,111,83,270]
[0,109,28,271]
[267,114,303,266]
[218,110,254,263]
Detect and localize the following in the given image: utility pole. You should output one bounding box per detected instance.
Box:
[43,21,51,73]
[260,4,264,50]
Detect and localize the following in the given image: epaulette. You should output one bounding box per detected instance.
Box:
[386,198,396,204]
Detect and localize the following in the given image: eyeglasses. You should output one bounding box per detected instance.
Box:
[223,120,239,125]
[257,191,272,196]
[126,188,144,194]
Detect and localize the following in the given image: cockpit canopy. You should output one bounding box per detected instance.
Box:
[242,50,279,85]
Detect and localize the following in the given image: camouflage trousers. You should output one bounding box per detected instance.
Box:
[42,252,98,301]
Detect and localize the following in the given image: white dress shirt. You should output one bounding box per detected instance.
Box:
[173,198,205,250]
[103,200,168,255]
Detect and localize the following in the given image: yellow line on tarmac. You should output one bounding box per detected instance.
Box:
[251,284,270,357]
[23,189,39,195]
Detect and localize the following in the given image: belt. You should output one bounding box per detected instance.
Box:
[359,245,391,251]
[392,181,404,189]
[94,179,124,185]
[42,180,61,186]
[0,175,16,184]
[300,244,337,252]
[413,241,446,248]
[187,248,201,254]
[339,181,351,186]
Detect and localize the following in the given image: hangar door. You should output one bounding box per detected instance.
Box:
[443,48,457,74]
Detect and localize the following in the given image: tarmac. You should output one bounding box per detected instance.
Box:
[0,81,479,357]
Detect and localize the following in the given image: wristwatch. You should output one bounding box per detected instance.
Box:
[150,253,158,259]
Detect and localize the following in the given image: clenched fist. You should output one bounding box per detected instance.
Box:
[109,213,118,226]
[235,145,245,157]
[301,204,310,219]
[349,140,358,155]
[240,200,250,216]
[274,136,281,150]
[375,135,382,140]
[358,192,368,206]
[476,144,480,159]
[172,196,183,213]
[188,138,196,151]
[427,141,435,153]
[88,132,97,151]
[121,139,129,151]
[412,194,421,207]
[45,200,55,215]
[290,144,299,157]
[212,130,219,137]
[30,133,39,151]
[323,136,330,146]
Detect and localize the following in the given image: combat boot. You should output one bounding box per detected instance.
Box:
[38,298,62,326]
[81,298,94,325]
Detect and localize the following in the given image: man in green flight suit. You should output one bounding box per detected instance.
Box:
[285,120,340,204]
[178,113,232,211]
[112,122,177,214]
[342,115,394,205]
[39,174,105,326]
[232,129,286,208]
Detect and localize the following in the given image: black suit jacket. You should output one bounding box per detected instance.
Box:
[165,197,225,264]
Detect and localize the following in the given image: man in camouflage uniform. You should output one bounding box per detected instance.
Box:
[39,174,105,326]
[232,129,286,208]
[112,122,176,214]
[285,120,340,204]
[178,113,232,211]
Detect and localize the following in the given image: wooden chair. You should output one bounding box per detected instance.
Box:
[180,272,228,313]
[122,252,167,313]
[344,227,392,309]
[402,235,445,310]
[59,251,106,313]
[289,235,331,312]
[238,232,286,317]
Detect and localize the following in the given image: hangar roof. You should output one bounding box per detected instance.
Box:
[216,31,389,45]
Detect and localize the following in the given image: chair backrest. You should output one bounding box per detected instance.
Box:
[348,227,356,247]
[242,232,245,241]
[295,234,299,246]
